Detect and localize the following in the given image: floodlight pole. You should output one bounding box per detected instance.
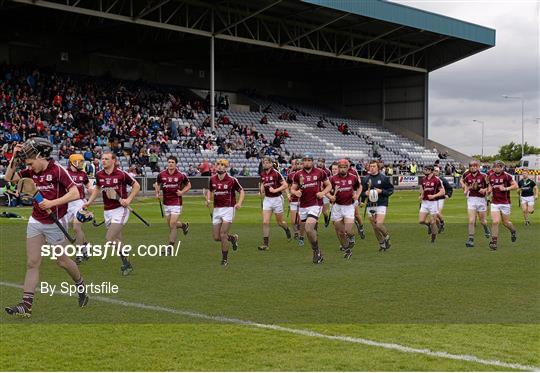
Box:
[472,119,484,158]
[210,9,215,132]
[502,95,524,159]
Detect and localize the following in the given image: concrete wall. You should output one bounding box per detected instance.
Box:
[311,69,427,140]
[382,74,426,137]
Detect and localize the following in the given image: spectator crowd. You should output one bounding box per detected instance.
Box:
[1,64,467,180]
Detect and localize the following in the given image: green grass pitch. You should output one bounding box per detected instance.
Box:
[1,190,539,371]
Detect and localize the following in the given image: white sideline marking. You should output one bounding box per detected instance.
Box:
[1,281,538,371]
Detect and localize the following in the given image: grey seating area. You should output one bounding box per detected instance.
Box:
[238,95,455,166]
[52,95,454,176]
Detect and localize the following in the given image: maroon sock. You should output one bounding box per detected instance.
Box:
[222,250,228,260]
[22,292,34,310]
[263,237,269,246]
[75,277,86,296]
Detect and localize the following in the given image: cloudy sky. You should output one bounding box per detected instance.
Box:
[392,0,539,156]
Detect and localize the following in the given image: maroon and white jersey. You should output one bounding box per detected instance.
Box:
[462,171,488,198]
[488,171,513,204]
[260,168,285,198]
[157,169,189,206]
[96,167,136,211]
[18,159,75,224]
[292,167,328,208]
[287,170,299,203]
[348,167,360,180]
[318,166,331,178]
[421,175,443,201]
[67,168,89,200]
[318,166,331,190]
[330,173,360,205]
[209,173,243,208]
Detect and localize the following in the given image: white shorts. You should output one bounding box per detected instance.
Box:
[491,203,511,216]
[299,205,322,221]
[67,198,86,222]
[322,196,330,205]
[437,199,445,211]
[104,206,130,226]
[289,201,299,210]
[213,207,235,225]
[27,216,68,244]
[520,196,535,206]
[367,206,387,217]
[420,200,439,215]
[331,204,355,221]
[164,205,183,216]
[353,200,359,207]
[263,196,284,214]
[467,197,487,212]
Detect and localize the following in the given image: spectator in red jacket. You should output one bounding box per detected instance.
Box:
[198,159,211,176]
[53,93,62,107]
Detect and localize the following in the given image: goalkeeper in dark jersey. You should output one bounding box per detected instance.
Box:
[360,160,394,251]
[517,169,538,225]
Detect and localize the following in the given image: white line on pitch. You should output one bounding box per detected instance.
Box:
[1,281,538,371]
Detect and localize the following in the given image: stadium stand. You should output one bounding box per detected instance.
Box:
[1,64,460,178]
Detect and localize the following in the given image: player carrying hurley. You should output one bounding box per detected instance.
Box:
[487,160,518,250]
[84,152,141,275]
[4,138,89,317]
[517,168,538,225]
[258,157,292,251]
[460,160,491,247]
[205,159,244,266]
[361,160,394,251]
[327,159,361,259]
[316,158,332,228]
[347,160,366,239]
[433,166,453,233]
[418,165,445,243]
[66,153,94,264]
[286,159,302,242]
[291,153,332,264]
[155,156,191,254]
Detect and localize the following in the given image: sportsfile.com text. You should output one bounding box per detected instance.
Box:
[40,241,181,260]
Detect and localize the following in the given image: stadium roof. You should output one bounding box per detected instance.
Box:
[6,0,496,72]
[304,0,495,46]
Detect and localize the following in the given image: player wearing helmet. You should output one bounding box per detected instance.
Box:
[66,153,94,264]
[4,138,88,317]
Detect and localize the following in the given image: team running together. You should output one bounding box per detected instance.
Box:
[3,138,537,317]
